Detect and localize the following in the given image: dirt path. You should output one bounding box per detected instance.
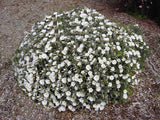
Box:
[0,0,160,120]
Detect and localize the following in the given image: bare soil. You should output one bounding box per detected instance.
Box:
[0,0,160,120]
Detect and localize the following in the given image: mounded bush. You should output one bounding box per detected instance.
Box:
[13,8,149,112]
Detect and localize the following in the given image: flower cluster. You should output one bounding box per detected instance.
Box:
[13,8,149,112]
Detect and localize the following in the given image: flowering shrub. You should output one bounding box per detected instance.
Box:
[13,8,149,112]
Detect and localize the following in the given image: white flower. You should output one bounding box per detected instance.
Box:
[106,61,110,65]
[96,83,100,87]
[24,82,32,92]
[55,101,60,106]
[58,106,66,112]
[86,104,91,110]
[95,38,100,41]
[110,67,115,72]
[122,74,129,79]
[62,78,67,84]
[118,64,123,69]
[96,86,101,92]
[137,63,140,69]
[62,47,68,55]
[119,68,123,73]
[88,16,92,21]
[104,37,109,41]
[101,50,105,54]
[98,59,103,65]
[45,79,50,84]
[80,13,87,18]
[94,75,100,81]
[74,18,80,24]
[24,56,29,62]
[108,82,112,87]
[122,57,126,61]
[26,74,34,84]
[114,74,118,78]
[85,35,89,39]
[71,82,75,87]
[78,78,83,83]
[88,47,93,53]
[72,102,77,106]
[88,71,93,76]
[56,93,62,99]
[109,75,114,80]
[76,92,81,97]
[98,15,104,19]
[65,60,71,66]
[77,62,82,66]
[108,31,112,36]
[93,104,98,110]
[132,59,137,64]
[68,105,75,112]
[82,21,89,27]
[134,24,139,27]
[112,60,117,65]
[66,91,71,96]
[60,35,66,41]
[81,70,85,74]
[86,65,91,71]
[72,11,76,16]
[123,93,128,99]
[40,21,45,25]
[85,7,91,13]
[116,80,120,84]
[100,105,105,110]
[49,73,56,82]
[44,92,49,98]
[40,53,48,59]
[60,62,65,67]
[52,83,56,88]
[59,99,65,107]
[88,88,93,93]
[79,98,84,103]
[42,100,47,106]
[127,78,131,83]
[125,60,131,64]
[106,22,113,25]
[89,54,94,60]
[39,79,45,85]
[105,46,110,51]
[49,29,55,35]
[76,26,82,32]
[123,89,128,94]
[101,64,106,69]
[117,84,121,89]
[77,47,83,53]
[67,78,71,82]
[88,96,94,102]
[117,46,121,51]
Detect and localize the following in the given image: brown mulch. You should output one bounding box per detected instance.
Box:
[0,0,160,120]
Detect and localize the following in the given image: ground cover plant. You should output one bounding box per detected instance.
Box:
[12,7,150,112]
